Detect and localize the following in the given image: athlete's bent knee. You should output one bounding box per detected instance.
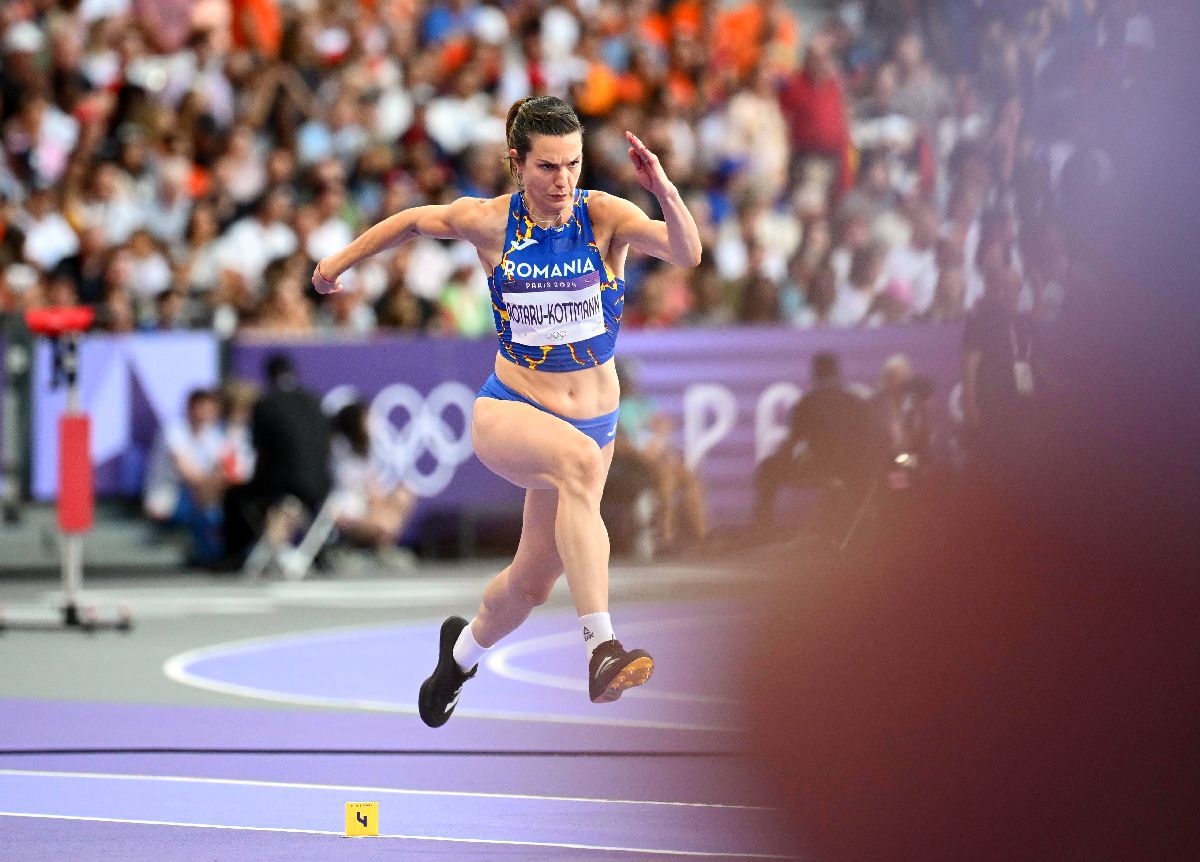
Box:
[555,443,605,500]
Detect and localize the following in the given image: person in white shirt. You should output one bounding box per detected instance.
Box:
[425,65,505,157]
[882,202,940,317]
[3,91,78,190]
[127,229,172,302]
[19,187,78,271]
[80,161,145,247]
[143,389,227,566]
[303,184,355,267]
[217,185,298,294]
[175,200,224,296]
[830,242,886,327]
[147,156,193,246]
[329,401,416,553]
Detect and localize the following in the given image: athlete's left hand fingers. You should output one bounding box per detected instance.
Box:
[627,131,659,160]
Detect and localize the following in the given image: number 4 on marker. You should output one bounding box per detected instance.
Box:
[346,800,378,836]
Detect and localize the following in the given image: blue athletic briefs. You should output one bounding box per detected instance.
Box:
[477,373,619,449]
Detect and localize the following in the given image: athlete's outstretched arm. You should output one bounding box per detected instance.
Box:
[312,197,483,294]
[605,131,702,269]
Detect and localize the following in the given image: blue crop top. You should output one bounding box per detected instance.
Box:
[487,190,626,372]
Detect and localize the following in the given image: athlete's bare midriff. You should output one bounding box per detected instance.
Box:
[493,352,620,419]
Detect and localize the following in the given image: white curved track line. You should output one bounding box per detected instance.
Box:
[0,814,794,858]
[485,617,742,705]
[162,622,734,732]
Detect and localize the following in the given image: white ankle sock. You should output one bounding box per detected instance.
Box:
[452,619,489,673]
[579,611,615,660]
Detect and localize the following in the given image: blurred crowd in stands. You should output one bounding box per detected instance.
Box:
[0,0,1159,336]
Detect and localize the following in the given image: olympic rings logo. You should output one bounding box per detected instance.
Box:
[322,381,476,497]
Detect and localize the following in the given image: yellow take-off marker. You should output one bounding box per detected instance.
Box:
[345,801,379,837]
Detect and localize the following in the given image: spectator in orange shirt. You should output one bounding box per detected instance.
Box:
[712,0,800,79]
[573,32,620,119]
[231,0,282,59]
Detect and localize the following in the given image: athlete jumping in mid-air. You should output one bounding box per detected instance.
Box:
[313,96,702,727]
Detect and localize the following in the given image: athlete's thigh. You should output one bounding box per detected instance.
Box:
[472,397,606,490]
[512,443,615,572]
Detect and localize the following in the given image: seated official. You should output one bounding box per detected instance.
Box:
[753,351,888,530]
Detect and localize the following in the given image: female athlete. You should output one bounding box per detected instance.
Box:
[313,96,701,727]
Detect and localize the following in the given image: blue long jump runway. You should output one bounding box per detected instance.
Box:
[0,600,795,859]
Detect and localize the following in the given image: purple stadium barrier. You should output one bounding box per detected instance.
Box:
[231,325,963,528]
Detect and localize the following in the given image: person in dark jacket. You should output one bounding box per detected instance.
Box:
[222,353,331,565]
[752,351,887,530]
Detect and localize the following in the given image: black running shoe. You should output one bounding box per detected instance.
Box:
[588,638,654,703]
[418,616,477,728]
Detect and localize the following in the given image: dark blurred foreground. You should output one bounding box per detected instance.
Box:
[739,6,1200,859]
[745,478,1198,861]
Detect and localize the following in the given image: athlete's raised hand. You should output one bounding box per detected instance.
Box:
[626,131,672,197]
[312,260,343,295]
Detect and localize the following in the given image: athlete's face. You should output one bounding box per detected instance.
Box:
[514,132,582,219]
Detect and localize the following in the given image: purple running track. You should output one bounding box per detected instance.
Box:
[0,601,797,860]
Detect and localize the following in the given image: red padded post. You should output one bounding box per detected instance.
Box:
[58,415,92,533]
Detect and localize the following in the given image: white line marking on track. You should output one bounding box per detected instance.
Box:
[0,813,796,858]
[0,769,766,809]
